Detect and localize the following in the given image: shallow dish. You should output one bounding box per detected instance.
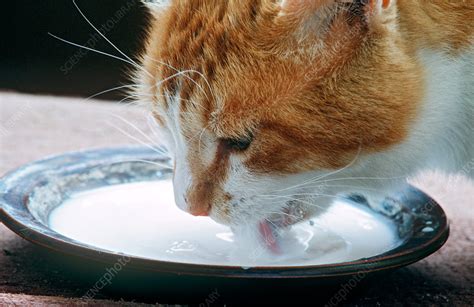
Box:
[0,147,449,281]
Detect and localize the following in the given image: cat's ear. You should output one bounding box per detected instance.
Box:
[363,0,394,23]
[277,0,393,26]
[277,0,335,19]
[273,0,396,47]
[278,0,392,13]
[367,0,392,14]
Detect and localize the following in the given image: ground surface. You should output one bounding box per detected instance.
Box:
[0,92,473,306]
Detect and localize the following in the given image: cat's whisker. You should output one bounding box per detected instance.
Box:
[263,210,300,220]
[166,78,208,112]
[153,73,210,112]
[270,172,404,195]
[266,184,380,197]
[122,159,172,169]
[109,113,159,147]
[145,57,210,103]
[146,114,165,141]
[255,194,339,214]
[273,147,362,194]
[305,146,362,182]
[155,93,196,108]
[117,94,150,106]
[105,121,167,156]
[264,218,280,230]
[48,32,140,69]
[267,177,402,200]
[258,195,347,220]
[271,193,343,198]
[157,93,193,103]
[146,114,173,159]
[256,193,340,201]
[71,0,150,77]
[48,32,152,81]
[119,95,162,113]
[155,70,204,88]
[198,126,208,146]
[258,210,329,230]
[314,184,379,191]
[145,55,216,105]
[308,175,405,184]
[153,86,207,114]
[85,84,140,101]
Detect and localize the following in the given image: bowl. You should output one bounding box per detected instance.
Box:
[0,146,449,303]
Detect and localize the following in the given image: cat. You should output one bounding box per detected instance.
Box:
[135,0,473,249]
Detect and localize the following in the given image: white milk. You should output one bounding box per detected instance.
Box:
[49,181,400,267]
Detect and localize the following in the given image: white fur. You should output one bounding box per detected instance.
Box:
[364,48,473,179]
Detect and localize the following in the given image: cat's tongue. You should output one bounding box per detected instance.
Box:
[258,220,281,254]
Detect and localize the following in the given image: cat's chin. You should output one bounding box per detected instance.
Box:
[229,196,331,254]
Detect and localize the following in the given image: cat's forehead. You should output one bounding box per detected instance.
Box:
[154,0,277,69]
[145,0,366,99]
[143,1,285,131]
[143,0,377,137]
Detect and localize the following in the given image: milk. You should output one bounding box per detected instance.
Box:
[49,181,399,267]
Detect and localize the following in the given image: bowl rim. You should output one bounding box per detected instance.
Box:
[0,146,450,279]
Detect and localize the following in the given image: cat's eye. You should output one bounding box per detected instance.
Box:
[222,136,253,152]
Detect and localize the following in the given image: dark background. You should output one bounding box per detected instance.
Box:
[1,0,150,100]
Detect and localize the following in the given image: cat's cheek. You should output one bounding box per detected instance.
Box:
[214,170,278,226]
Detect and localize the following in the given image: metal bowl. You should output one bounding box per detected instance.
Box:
[0,146,449,301]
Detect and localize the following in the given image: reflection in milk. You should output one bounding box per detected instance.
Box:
[49,181,399,267]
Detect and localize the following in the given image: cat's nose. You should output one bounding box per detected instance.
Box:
[184,196,210,217]
[189,206,210,216]
[189,206,210,217]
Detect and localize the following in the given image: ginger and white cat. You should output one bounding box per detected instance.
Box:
[136,0,473,245]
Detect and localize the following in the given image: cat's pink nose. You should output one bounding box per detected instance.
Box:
[184,196,210,217]
[188,205,210,217]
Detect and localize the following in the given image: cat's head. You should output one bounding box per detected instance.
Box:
[136,0,422,227]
